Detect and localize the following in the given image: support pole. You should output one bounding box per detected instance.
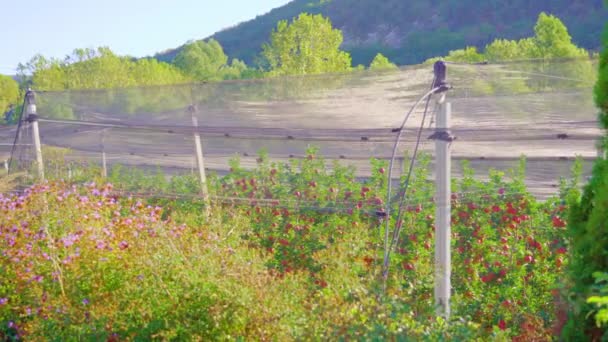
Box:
[434,96,452,318]
[189,104,209,200]
[428,61,453,319]
[25,89,44,181]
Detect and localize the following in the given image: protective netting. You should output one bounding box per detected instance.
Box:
[1,58,601,198]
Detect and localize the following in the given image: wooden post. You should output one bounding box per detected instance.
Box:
[25,89,44,181]
[189,104,209,200]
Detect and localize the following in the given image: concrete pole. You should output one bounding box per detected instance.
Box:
[434,95,452,318]
[26,89,44,181]
[189,104,209,199]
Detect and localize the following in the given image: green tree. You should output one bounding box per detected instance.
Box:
[532,12,588,59]
[19,48,190,119]
[484,39,522,62]
[220,58,250,80]
[597,18,608,130]
[0,75,20,123]
[131,58,190,86]
[424,46,485,64]
[587,273,608,328]
[369,53,398,70]
[515,37,541,59]
[65,47,134,89]
[430,13,588,64]
[446,46,486,63]
[262,13,352,76]
[173,39,229,81]
[22,48,189,91]
[563,6,608,340]
[19,54,68,91]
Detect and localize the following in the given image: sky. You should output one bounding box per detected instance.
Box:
[0,0,292,74]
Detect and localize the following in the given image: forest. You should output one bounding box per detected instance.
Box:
[162,0,607,66]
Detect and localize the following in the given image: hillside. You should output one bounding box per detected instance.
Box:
[155,0,607,66]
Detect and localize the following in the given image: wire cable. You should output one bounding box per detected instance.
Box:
[383,79,440,284]
[383,87,437,282]
[7,96,28,174]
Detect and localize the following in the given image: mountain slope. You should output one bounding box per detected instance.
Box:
[156,0,607,66]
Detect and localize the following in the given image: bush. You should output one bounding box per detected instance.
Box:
[0,149,576,340]
[563,9,608,340]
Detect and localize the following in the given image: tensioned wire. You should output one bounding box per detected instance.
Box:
[34,117,601,143]
[7,95,29,174]
[0,185,542,215]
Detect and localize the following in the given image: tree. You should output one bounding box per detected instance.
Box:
[484,39,522,62]
[173,39,229,81]
[22,48,190,91]
[65,47,134,89]
[19,54,68,91]
[445,46,486,63]
[430,13,588,64]
[262,13,352,76]
[532,12,588,59]
[220,58,250,80]
[131,58,190,86]
[369,53,398,70]
[515,37,541,59]
[0,75,20,123]
[563,6,608,340]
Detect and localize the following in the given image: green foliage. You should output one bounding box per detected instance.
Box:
[369,53,397,70]
[533,13,589,59]
[21,47,190,91]
[173,39,231,81]
[0,75,20,124]
[588,272,608,328]
[432,13,589,64]
[597,19,608,132]
[220,58,250,80]
[564,144,608,340]
[262,13,352,76]
[485,39,526,62]
[444,46,486,63]
[563,12,608,339]
[2,150,574,340]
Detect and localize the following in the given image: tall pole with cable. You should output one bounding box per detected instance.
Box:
[382,62,449,291]
[25,89,45,181]
[429,61,453,318]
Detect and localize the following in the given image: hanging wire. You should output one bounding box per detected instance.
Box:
[443,55,597,66]
[35,117,601,146]
[387,103,436,256]
[382,75,440,284]
[7,95,28,174]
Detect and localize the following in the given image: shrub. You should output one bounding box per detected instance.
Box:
[562,9,608,340]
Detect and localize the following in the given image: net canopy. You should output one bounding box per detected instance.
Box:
[2,57,601,198]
